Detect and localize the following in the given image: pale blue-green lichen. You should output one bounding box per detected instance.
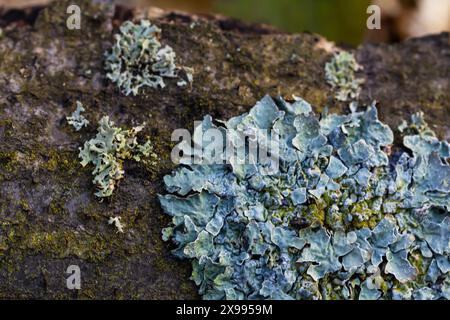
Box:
[108,216,125,233]
[325,51,364,102]
[104,20,193,96]
[66,101,89,131]
[160,95,449,300]
[79,116,157,198]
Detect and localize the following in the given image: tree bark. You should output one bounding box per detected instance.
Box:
[0,0,448,299]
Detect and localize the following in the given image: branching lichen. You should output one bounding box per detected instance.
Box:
[66,101,89,131]
[104,20,193,96]
[325,51,364,102]
[79,116,157,198]
[108,216,125,233]
[160,95,449,300]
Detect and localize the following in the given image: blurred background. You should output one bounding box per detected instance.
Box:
[0,0,449,45]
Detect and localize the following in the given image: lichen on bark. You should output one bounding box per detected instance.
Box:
[0,0,448,299]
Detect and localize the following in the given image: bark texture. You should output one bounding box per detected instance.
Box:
[0,0,448,299]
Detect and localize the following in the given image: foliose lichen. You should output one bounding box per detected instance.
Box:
[79,116,157,198]
[325,51,364,102]
[104,20,193,96]
[159,95,449,300]
[108,216,125,233]
[66,101,89,131]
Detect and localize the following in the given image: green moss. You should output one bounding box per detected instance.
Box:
[0,151,19,173]
[307,199,326,225]
[408,250,429,285]
[42,150,77,172]
[0,151,19,182]
[0,119,14,138]
[48,200,66,216]
[24,230,111,261]
[17,199,31,212]
[349,201,380,229]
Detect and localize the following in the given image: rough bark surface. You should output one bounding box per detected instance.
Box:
[0,0,448,299]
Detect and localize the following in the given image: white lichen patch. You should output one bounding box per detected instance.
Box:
[66,101,89,131]
[108,216,125,233]
[325,51,364,102]
[105,20,193,96]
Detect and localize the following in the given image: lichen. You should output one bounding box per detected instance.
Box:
[79,116,157,198]
[104,20,193,96]
[0,151,19,173]
[108,216,125,233]
[66,101,89,131]
[160,95,449,300]
[325,51,364,102]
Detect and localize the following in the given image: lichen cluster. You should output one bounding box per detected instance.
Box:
[159,95,449,300]
[108,216,125,233]
[325,51,364,102]
[79,116,157,198]
[105,20,193,96]
[66,101,89,131]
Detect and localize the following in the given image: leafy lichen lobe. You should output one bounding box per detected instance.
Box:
[104,20,193,96]
[160,95,449,300]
